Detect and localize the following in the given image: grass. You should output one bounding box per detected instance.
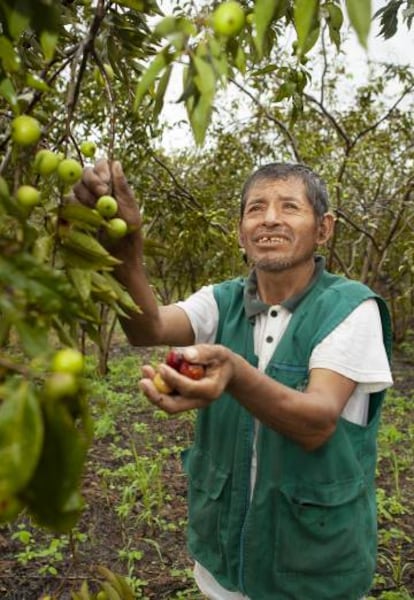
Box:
[1,346,413,599]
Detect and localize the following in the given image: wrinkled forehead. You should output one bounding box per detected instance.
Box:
[244,175,310,203]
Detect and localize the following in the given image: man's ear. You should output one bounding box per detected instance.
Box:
[316,212,335,245]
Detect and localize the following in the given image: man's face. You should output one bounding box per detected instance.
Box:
[239,177,330,273]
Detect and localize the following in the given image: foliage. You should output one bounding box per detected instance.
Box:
[0,0,412,554]
[1,348,413,598]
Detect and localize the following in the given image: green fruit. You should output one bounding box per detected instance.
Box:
[96,194,118,218]
[57,158,83,185]
[52,348,84,375]
[34,149,60,176]
[11,115,41,146]
[80,140,97,158]
[106,217,128,239]
[45,372,78,399]
[212,1,245,37]
[16,185,41,209]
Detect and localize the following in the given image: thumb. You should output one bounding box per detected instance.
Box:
[111,160,135,203]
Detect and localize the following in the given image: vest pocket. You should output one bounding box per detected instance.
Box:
[183,447,230,567]
[275,479,371,575]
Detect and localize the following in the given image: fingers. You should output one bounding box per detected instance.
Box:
[111,161,135,203]
[73,164,110,205]
[139,377,206,414]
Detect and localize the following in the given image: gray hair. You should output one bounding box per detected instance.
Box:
[240,163,329,218]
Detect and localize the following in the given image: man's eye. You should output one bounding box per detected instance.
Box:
[284,202,299,210]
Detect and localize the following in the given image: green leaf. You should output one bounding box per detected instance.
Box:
[0,77,17,109]
[253,0,277,58]
[113,0,145,10]
[2,5,30,40]
[60,203,104,229]
[0,381,44,497]
[40,30,58,61]
[345,0,371,48]
[14,321,49,358]
[192,54,216,97]
[25,73,51,92]
[68,268,92,302]
[153,64,172,121]
[134,49,169,111]
[294,0,319,53]
[24,388,92,532]
[0,36,21,72]
[187,92,213,146]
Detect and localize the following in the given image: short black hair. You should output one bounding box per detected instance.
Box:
[240,163,329,218]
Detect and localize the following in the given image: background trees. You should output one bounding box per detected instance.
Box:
[0,0,412,539]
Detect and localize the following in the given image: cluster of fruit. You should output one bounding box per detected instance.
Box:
[153,349,205,394]
[9,114,128,239]
[45,347,85,400]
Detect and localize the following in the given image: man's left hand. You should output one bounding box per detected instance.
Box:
[139,344,235,414]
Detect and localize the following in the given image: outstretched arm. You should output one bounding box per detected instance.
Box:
[140,344,356,451]
[73,159,194,347]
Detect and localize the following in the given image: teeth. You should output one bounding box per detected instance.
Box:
[258,237,286,244]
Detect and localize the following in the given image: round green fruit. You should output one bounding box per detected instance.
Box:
[34,149,60,176]
[212,1,245,37]
[45,372,78,399]
[80,140,97,158]
[16,185,41,209]
[11,115,41,146]
[52,348,84,375]
[57,158,83,185]
[106,217,128,239]
[96,194,118,218]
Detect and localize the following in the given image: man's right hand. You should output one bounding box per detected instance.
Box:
[73,158,143,261]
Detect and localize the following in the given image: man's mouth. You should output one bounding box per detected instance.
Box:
[255,235,290,245]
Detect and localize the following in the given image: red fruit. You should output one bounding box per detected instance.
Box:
[166,349,184,371]
[179,361,205,380]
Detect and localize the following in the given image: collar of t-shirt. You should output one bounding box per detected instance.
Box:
[243,255,326,321]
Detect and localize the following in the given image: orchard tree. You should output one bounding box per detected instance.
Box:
[0,0,410,534]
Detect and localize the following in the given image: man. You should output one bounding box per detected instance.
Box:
[74,161,393,600]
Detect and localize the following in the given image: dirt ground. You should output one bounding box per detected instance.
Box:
[0,347,413,600]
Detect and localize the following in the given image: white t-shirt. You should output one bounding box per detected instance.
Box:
[176,285,393,600]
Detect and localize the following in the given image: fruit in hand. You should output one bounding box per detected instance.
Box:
[212,1,245,37]
[179,361,205,380]
[153,372,173,395]
[16,185,41,209]
[52,348,84,375]
[166,348,206,380]
[80,140,97,158]
[96,195,118,218]
[166,349,184,371]
[11,115,41,146]
[106,217,128,239]
[34,149,60,176]
[57,158,83,185]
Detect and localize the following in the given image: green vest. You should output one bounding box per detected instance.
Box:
[183,267,392,600]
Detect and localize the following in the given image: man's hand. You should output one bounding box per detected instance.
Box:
[139,345,237,414]
[73,158,143,260]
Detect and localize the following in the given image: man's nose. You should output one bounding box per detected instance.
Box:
[263,203,281,224]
